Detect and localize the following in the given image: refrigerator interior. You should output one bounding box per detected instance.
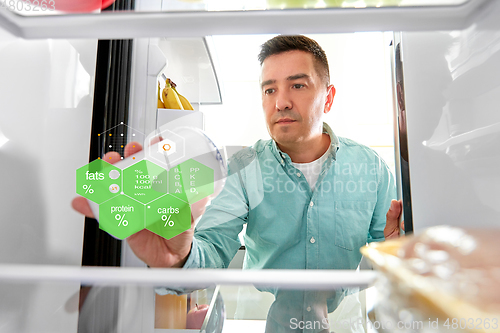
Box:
[1,0,500,332]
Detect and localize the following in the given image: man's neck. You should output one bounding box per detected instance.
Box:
[277,133,331,163]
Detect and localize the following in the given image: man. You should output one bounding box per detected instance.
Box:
[73,35,402,332]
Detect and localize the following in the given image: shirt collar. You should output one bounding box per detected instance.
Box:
[270,122,340,163]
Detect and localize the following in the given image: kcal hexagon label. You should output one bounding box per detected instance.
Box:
[168,159,214,204]
[76,159,122,204]
[145,194,191,240]
[99,194,145,239]
[123,160,167,204]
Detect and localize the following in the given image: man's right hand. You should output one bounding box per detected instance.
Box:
[71,141,194,268]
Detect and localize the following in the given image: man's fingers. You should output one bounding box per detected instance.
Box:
[123,138,163,158]
[71,197,95,218]
[124,141,143,158]
[73,141,149,219]
[103,151,121,164]
[386,199,401,221]
[385,199,403,239]
[149,136,163,146]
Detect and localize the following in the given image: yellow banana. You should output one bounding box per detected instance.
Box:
[162,80,184,110]
[172,86,194,111]
[157,82,165,109]
[172,79,194,110]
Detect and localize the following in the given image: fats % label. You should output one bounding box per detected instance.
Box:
[83,184,94,194]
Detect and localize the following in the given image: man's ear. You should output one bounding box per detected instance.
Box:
[324,85,336,114]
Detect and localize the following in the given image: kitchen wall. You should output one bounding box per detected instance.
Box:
[201,32,395,173]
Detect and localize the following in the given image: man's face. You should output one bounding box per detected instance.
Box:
[260,50,335,148]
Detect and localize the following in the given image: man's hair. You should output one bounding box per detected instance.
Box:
[258,35,330,87]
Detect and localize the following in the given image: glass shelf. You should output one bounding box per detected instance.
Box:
[0,264,377,288]
[0,0,490,39]
[0,264,379,333]
[7,0,471,17]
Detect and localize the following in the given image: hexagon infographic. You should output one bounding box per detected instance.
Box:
[76,159,122,204]
[146,194,191,240]
[123,160,167,204]
[76,123,220,241]
[99,195,145,240]
[169,159,214,204]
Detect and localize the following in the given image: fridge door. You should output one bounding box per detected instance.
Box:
[400,2,500,230]
[0,30,97,331]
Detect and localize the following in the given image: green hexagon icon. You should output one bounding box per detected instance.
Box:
[168,159,214,204]
[76,159,122,204]
[146,194,191,240]
[99,194,145,240]
[123,160,167,204]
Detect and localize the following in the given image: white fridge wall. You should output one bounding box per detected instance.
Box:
[402,1,500,230]
[0,28,97,331]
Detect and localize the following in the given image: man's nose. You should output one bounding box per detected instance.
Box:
[275,90,292,111]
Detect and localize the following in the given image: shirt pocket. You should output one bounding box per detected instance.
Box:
[334,201,375,251]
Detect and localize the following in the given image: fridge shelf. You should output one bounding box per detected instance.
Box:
[0,0,473,18]
[0,264,378,289]
[0,0,493,39]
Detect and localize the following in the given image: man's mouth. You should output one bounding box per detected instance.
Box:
[276,118,296,124]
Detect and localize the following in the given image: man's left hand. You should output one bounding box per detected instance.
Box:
[384,199,404,239]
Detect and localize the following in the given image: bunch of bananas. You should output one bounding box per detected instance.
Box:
[157,76,194,110]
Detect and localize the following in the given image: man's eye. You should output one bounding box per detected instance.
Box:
[293,84,304,89]
[264,88,275,95]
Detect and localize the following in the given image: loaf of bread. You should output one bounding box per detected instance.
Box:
[397,226,500,314]
[361,226,500,333]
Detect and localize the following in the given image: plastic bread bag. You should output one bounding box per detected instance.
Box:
[361,226,500,333]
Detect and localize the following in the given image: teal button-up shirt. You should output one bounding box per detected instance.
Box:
[182,123,395,330]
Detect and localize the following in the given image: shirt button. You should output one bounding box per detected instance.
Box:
[310,237,316,244]
[307,306,311,312]
[297,172,301,177]
[309,201,314,207]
